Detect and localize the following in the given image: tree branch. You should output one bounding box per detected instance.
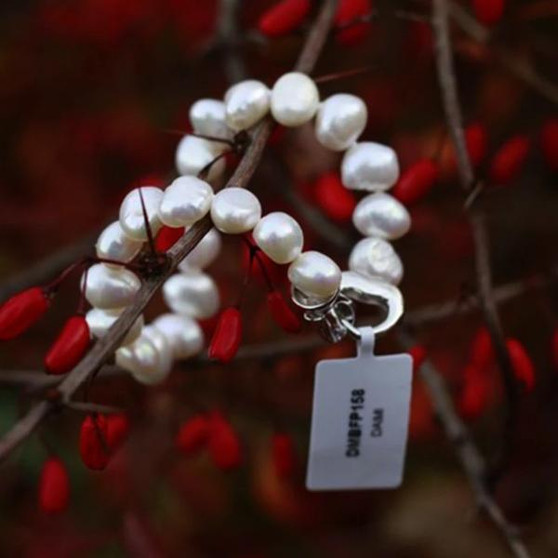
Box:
[404,267,557,326]
[432,0,520,489]
[0,0,338,464]
[398,329,531,558]
[0,334,326,390]
[450,2,558,106]
[0,233,97,301]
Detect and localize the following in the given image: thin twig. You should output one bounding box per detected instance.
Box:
[450,2,558,106]
[261,156,353,251]
[215,0,245,83]
[432,0,520,490]
[0,334,327,390]
[398,329,530,558]
[404,267,557,326]
[65,401,123,415]
[0,233,97,301]
[0,0,339,464]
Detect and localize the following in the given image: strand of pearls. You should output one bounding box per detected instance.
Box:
[85,71,410,384]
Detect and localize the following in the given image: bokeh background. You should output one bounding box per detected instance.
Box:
[0,0,557,556]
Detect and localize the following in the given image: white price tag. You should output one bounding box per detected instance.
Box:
[306,327,412,491]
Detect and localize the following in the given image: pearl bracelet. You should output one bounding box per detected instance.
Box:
[84,71,410,384]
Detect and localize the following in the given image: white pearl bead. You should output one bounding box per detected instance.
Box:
[348,237,403,285]
[189,99,232,139]
[119,187,164,241]
[153,313,204,359]
[210,187,262,234]
[142,324,173,366]
[175,135,226,180]
[81,264,141,309]
[85,307,144,346]
[253,212,303,264]
[341,142,400,191]
[288,251,341,300]
[96,221,143,265]
[116,328,172,385]
[162,271,219,319]
[178,228,222,271]
[224,80,270,131]
[315,94,367,151]
[352,193,411,240]
[158,176,214,228]
[270,72,319,127]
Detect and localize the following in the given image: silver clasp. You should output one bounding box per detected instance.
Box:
[291,271,404,343]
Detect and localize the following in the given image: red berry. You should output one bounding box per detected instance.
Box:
[208,413,242,470]
[465,122,488,168]
[392,159,439,205]
[488,134,530,186]
[44,315,90,375]
[334,0,372,46]
[469,326,493,371]
[408,345,426,373]
[458,365,489,420]
[267,291,302,334]
[506,338,535,392]
[208,307,242,363]
[38,457,70,514]
[106,413,130,450]
[541,119,558,171]
[79,414,110,471]
[258,0,311,37]
[472,0,505,26]
[314,172,356,221]
[0,287,50,340]
[155,225,185,252]
[271,432,297,479]
[175,415,211,455]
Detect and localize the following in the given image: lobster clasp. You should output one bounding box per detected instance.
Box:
[291,271,404,343]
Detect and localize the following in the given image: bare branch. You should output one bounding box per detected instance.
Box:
[398,329,531,558]
[0,233,97,301]
[432,0,520,488]
[215,0,245,83]
[450,2,558,106]
[404,267,557,326]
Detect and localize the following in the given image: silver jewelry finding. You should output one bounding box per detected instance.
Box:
[291,270,404,343]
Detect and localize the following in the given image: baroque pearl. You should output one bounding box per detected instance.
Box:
[352,192,411,239]
[270,72,319,127]
[348,237,403,285]
[119,187,164,241]
[210,187,262,234]
[96,221,142,265]
[85,307,144,346]
[81,264,141,309]
[224,80,270,131]
[315,94,367,151]
[288,251,341,300]
[175,135,226,179]
[253,212,303,264]
[341,142,400,191]
[158,176,214,228]
[153,313,204,359]
[162,271,219,319]
[116,328,172,385]
[189,99,232,139]
[178,228,221,271]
